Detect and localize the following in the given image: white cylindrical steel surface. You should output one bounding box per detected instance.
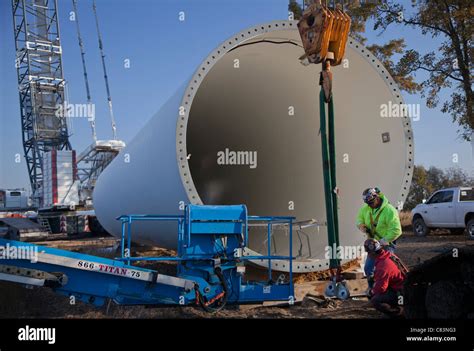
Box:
[93,21,414,272]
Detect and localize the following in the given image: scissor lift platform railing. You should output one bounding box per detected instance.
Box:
[0,205,295,309]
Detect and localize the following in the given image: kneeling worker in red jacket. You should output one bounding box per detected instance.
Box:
[364,238,408,318]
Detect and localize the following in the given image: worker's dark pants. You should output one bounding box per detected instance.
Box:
[364,243,396,289]
[371,289,403,318]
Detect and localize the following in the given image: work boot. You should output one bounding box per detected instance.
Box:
[392,306,405,319]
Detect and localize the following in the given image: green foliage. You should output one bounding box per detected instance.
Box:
[374,0,473,140]
[345,2,379,45]
[367,40,423,94]
[287,1,421,94]
[288,0,473,140]
[288,0,303,20]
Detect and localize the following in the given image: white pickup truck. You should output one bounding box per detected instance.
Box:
[411,187,474,238]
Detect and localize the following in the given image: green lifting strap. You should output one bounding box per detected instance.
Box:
[319,89,341,269]
[328,94,340,260]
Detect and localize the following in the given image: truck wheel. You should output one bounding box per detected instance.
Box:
[413,217,430,237]
[467,219,474,240]
[450,228,465,235]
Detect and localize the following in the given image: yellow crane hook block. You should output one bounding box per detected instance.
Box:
[297,3,333,64]
[328,7,351,66]
[297,3,351,66]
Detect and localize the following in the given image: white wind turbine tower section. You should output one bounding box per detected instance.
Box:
[93,21,414,273]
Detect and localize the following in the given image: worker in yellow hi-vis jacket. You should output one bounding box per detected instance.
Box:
[356,187,402,289]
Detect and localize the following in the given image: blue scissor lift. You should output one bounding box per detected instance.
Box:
[0,205,294,311]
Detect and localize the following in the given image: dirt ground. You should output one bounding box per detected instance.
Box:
[0,230,472,319]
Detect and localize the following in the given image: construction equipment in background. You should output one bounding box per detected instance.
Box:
[76,140,125,204]
[12,0,73,207]
[10,0,124,236]
[92,0,118,141]
[11,0,124,210]
[0,216,50,241]
[71,0,125,207]
[71,0,97,143]
[41,150,79,208]
[0,189,29,210]
[297,0,351,299]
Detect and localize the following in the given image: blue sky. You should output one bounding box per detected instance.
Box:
[0,0,472,191]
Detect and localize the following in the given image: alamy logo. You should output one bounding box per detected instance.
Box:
[380,101,420,121]
[0,243,38,263]
[325,244,365,260]
[55,102,95,120]
[217,148,257,169]
[18,325,56,344]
